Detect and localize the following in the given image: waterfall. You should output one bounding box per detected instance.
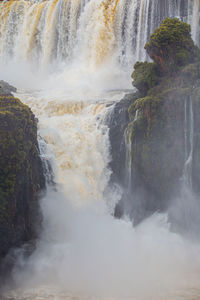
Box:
[1,1,200,299]
[0,0,82,68]
[0,0,199,75]
[124,109,138,194]
[17,90,114,207]
[170,95,200,237]
[38,135,55,185]
[188,0,200,44]
[183,96,194,188]
[125,130,132,193]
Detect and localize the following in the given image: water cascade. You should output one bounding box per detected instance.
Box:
[1,0,200,299]
[183,96,194,188]
[125,129,132,193]
[189,0,200,44]
[0,0,200,75]
[17,92,114,207]
[170,95,200,237]
[122,109,139,217]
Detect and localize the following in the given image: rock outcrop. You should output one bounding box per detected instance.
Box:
[109,18,200,224]
[0,81,17,96]
[0,83,45,275]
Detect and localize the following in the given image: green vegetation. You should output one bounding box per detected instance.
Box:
[130,18,200,128]
[131,62,159,95]
[126,18,200,211]
[145,18,200,73]
[0,96,37,201]
[0,94,44,259]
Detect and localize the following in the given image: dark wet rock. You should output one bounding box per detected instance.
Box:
[107,93,136,186]
[0,81,17,96]
[109,18,200,225]
[107,92,140,219]
[0,94,45,282]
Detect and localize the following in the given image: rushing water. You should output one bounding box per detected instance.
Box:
[0,0,199,76]
[1,0,200,299]
[183,96,194,188]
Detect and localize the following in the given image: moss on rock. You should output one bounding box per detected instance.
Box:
[145,18,200,74]
[0,94,45,263]
[118,18,200,223]
[131,62,159,95]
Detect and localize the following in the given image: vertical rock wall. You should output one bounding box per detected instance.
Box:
[0,85,45,268]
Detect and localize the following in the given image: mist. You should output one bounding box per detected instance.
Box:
[0,185,197,300]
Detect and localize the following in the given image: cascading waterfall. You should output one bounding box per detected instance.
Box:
[0,0,82,68]
[38,135,55,185]
[183,96,194,188]
[124,130,132,193]
[17,91,114,207]
[188,0,200,44]
[124,109,138,200]
[1,0,200,299]
[171,95,200,237]
[0,0,199,74]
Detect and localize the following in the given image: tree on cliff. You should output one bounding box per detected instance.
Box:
[145,17,200,73]
[132,18,200,96]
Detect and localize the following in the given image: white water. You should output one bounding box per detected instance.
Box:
[183,96,194,188]
[1,0,200,299]
[1,0,199,89]
[169,96,199,238]
[189,0,200,44]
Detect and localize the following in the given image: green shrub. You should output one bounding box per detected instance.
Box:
[132,62,159,95]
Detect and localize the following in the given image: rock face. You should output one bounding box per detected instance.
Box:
[108,93,135,186]
[107,93,141,218]
[109,18,200,224]
[0,81,17,96]
[0,84,45,268]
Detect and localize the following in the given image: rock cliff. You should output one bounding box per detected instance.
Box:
[109,18,200,224]
[0,83,45,277]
